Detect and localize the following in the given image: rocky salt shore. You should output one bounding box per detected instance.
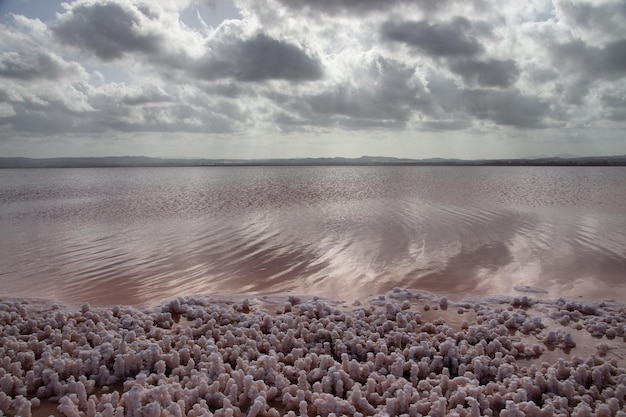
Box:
[1,290,626,417]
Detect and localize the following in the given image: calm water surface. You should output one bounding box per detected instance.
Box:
[1,166,625,306]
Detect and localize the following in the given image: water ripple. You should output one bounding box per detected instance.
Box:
[1,166,626,306]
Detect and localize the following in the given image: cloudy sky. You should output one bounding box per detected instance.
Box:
[0,0,625,159]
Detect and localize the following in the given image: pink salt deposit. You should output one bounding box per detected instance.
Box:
[1,290,626,417]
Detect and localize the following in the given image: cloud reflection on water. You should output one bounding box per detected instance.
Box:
[1,166,625,306]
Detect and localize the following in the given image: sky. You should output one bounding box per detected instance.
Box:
[0,0,625,159]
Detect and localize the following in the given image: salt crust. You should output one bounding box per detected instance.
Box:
[1,291,626,417]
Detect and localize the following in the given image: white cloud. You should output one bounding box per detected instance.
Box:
[0,0,625,158]
[555,0,626,45]
[0,49,84,80]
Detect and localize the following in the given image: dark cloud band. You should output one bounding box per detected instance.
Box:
[381,18,486,57]
[195,33,323,82]
[53,2,164,61]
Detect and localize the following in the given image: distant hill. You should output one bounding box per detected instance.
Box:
[1,155,626,168]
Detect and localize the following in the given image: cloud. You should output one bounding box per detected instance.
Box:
[425,72,549,129]
[552,39,626,80]
[0,84,93,134]
[271,57,429,129]
[307,62,426,120]
[602,92,626,109]
[119,85,171,106]
[0,50,84,81]
[195,32,323,82]
[270,0,487,16]
[422,120,472,131]
[461,89,549,128]
[601,91,626,121]
[9,109,78,134]
[449,58,519,88]
[0,77,246,137]
[272,0,409,14]
[51,1,322,84]
[557,0,626,42]
[381,18,486,57]
[602,40,626,75]
[562,78,590,105]
[84,83,247,134]
[1,0,626,158]
[53,1,166,60]
[527,66,559,84]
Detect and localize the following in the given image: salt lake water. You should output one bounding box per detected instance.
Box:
[1,166,625,306]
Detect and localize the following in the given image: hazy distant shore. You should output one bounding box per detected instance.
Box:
[2,155,626,169]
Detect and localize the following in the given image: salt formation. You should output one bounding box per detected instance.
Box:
[1,292,626,417]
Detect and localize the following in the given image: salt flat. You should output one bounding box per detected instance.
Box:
[1,289,625,416]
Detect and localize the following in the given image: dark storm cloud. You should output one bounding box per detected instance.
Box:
[0,50,80,80]
[265,58,431,130]
[552,39,626,80]
[53,2,164,61]
[561,0,626,24]
[603,40,626,75]
[602,93,626,109]
[461,89,549,128]
[272,0,490,15]
[195,33,323,82]
[549,37,626,107]
[273,0,413,14]
[305,85,406,120]
[277,58,430,128]
[602,92,626,121]
[51,2,322,83]
[208,83,246,98]
[381,18,485,57]
[425,72,549,129]
[449,59,519,88]
[528,67,559,84]
[422,120,472,131]
[562,79,590,105]
[10,110,78,134]
[559,0,626,38]
[2,0,624,157]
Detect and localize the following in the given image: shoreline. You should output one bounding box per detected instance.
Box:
[1,280,613,313]
[1,290,625,416]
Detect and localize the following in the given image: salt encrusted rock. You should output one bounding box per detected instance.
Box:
[597,344,610,357]
[11,395,32,417]
[1,296,626,417]
[58,394,81,417]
